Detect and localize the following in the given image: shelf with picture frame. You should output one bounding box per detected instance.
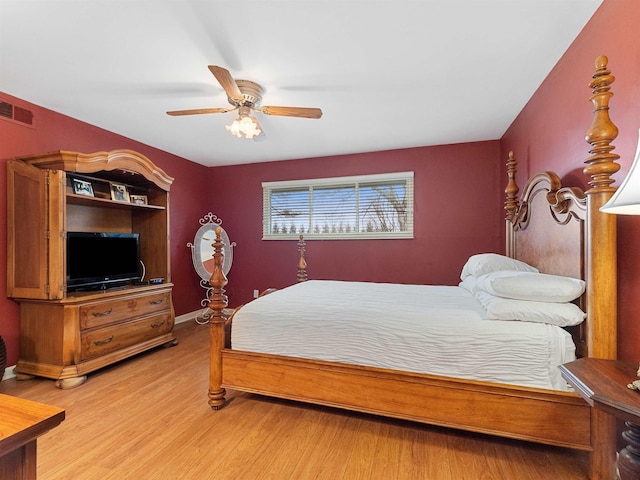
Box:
[67,173,165,210]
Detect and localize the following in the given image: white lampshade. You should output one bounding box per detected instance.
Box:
[600,128,640,215]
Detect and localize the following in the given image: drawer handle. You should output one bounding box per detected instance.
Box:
[151,320,166,329]
[92,308,113,317]
[93,336,114,346]
[148,299,165,305]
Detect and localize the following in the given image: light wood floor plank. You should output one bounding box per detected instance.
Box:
[0,321,589,479]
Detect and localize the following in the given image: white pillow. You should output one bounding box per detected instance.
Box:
[474,290,586,327]
[458,276,477,294]
[460,253,538,280]
[475,270,585,303]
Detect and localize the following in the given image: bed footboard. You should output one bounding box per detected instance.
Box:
[221,350,591,449]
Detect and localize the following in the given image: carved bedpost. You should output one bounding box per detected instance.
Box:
[297,234,308,282]
[584,55,620,480]
[584,55,619,360]
[504,151,519,257]
[208,227,228,410]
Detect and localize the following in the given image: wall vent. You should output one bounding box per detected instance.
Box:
[0,101,12,119]
[0,100,34,127]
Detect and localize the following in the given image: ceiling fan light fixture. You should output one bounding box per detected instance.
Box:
[226,107,261,139]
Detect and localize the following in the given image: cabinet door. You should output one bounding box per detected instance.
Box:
[46,169,65,299]
[6,161,63,299]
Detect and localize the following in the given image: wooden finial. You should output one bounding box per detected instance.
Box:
[504,151,519,221]
[208,227,228,311]
[584,55,620,192]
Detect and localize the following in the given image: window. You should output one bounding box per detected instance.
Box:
[263,172,414,240]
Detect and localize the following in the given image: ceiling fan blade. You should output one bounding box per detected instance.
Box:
[259,106,323,119]
[166,107,234,116]
[208,65,244,104]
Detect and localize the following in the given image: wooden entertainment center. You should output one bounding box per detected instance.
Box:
[6,149,176,388]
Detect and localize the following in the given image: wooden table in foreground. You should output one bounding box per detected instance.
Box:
[0,393,65,480]
[560,358,640,480]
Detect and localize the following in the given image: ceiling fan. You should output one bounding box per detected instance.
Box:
[167,65,323,139]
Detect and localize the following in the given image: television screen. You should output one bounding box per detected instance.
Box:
[66,232,141,290]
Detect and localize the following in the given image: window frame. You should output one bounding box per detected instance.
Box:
[262,171,414,240]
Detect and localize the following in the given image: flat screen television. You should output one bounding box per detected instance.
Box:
[66,232,141,291]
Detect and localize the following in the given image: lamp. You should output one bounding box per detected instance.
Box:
[225,106,261,139]
[601,129,640,214]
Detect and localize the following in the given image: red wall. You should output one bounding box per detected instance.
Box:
[0,92,210,366]
[208,141,503,306]
[501,0,640,361]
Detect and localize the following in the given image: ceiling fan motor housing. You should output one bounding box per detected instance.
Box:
[231,80,264,107]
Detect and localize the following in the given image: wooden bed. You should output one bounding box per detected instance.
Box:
[207,56,619,480]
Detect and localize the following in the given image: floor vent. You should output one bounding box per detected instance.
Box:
[0,100,34,126]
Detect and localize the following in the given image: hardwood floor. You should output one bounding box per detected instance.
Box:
[0,321,589,479]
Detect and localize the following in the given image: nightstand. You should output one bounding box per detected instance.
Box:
[560,358,640,480]
[0,394,65,479]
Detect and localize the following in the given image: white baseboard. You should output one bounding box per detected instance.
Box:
[175,309,206,325]
[176,308,233,325]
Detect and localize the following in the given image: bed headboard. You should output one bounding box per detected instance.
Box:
[505,166,586,280]
[504,55,619,362]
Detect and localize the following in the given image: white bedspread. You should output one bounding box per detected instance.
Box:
[231,280,576,391]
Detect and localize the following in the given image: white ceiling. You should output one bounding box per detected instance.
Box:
[0,0,603,167]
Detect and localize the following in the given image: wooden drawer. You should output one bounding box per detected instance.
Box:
[79,291,171,330]
[80,312,173,361]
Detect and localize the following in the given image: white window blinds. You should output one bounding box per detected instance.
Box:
[263,172,414,240]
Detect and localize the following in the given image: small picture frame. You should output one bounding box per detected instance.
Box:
[130,194,148,205]
[72,178,94,197]
[110,183,130,202]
